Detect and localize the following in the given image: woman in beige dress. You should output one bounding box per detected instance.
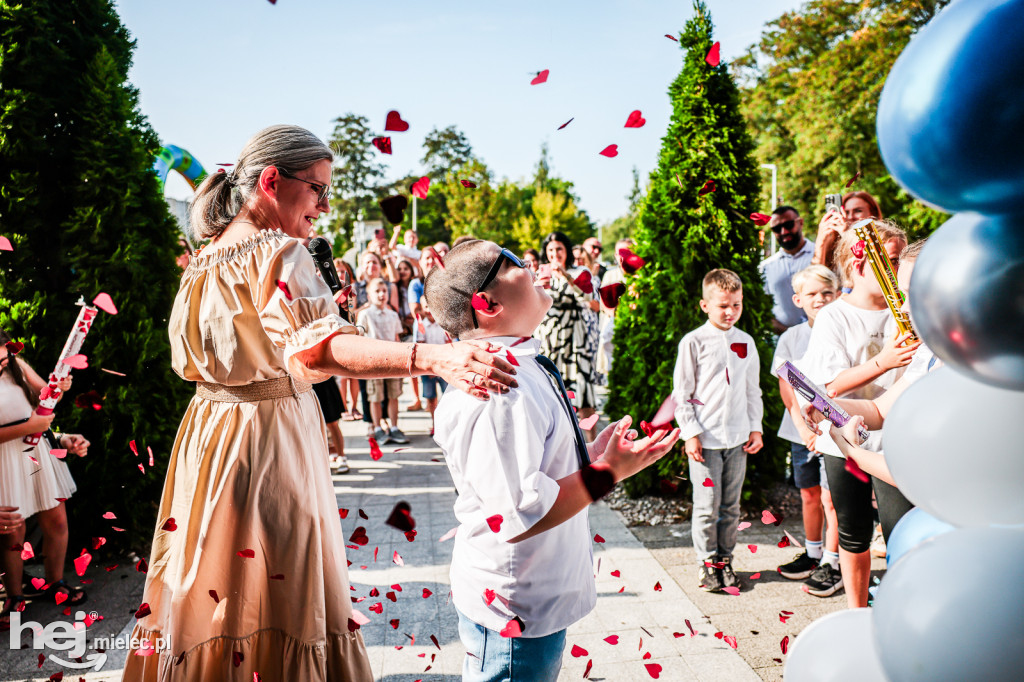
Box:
[122,125,516,681]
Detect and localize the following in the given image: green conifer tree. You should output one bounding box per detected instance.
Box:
[607,1,783,498]
[0,0,191,549]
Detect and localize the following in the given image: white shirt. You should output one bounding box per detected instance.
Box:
[759,239,815,328]
[901,340,941,384]
[799,298,906,456]
[434,336,596,637]
[771,322,813,444]
[420,318,447,345]
[672,322,764,449]
[356,305,402,342]
[395,243,422,260]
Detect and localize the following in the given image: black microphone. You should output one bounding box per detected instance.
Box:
[307,237,343,295]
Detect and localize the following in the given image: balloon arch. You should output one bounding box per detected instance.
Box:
[153,144,207,249]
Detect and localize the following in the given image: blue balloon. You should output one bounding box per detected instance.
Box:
[886,507,955,567]
[877,0,1024,214]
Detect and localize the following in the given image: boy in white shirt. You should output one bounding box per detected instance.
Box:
[356,278,410,444]
[672,268,764,593]
[772,265,844,596]
[426,240,679,681]
[417,300,449,435]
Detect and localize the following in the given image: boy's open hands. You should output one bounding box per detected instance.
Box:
[596,416,680,483]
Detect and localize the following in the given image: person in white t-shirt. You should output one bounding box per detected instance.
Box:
[799,222,919,608]
[805,239,941,487]
[388,225,422,260]
[772,265,843,595]
[672,269,764,593]
[426,240,679,681]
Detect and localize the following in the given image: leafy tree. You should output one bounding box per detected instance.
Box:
[602,166,645,246]
[511,188,592,253]
[421,125,473,178]
[735,0,951,241]
[606,0,784,499]
[0,0,191,550]
[325,113,386,249]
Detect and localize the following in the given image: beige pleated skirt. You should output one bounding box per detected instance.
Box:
[0,436,77,518]
[121,385,372,681]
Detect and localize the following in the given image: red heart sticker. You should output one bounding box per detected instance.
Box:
[702,478,714,487]
[730,343,747,359]
[530,69,549,85]
[384,110,409,132]
[410,176,431,199]
[599,144,619,158]
[624,110,646,128]
[485,514,503,533]
[372,137,392,155]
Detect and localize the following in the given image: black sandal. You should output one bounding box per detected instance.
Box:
[43,579,88,607]
[1,595,28,630]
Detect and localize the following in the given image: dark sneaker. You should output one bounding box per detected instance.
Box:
[803,562,844,597]
[718,556,739,589]
[373,427,388,443]
[698,564,724,592]
[388,428,410,445]
[778,551,819,580]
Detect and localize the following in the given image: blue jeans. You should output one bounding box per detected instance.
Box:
[689,445,747,561]
[457,609,566,682]
[421,375,447,400]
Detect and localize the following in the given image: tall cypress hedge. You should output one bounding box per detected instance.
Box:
[0,0,190,551]
[607,1,784,500]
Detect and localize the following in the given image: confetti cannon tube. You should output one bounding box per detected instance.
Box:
[852,218,918,342]
[24,300,99,445]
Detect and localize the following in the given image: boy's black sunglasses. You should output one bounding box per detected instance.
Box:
[471,248,526,328]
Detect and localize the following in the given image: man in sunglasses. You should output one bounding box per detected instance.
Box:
[759,205,815,334]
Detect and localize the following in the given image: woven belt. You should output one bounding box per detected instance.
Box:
[195,376,312,403]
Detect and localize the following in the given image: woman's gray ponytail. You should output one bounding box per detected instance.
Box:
[189,125,334,239]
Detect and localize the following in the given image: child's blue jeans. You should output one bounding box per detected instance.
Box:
[456,608,566,682]
[689,444,747,561]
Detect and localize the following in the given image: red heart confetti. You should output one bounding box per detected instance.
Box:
[698,179,716,196]
[593,533,605,544]
[471,293,489,311]
[649,394,677,430]
[578,413,599,431]
[506,350,519,367]
[750,212,771,226]
[748,544,758,553]
[209,590,220,603]
[722,586,740,596]
[385,501,415,532]
[665,34,678,41]
[460,179,477,188]
[778,536,791,548]
[62,354,88,369]
[599,144,619,158]
[653,581,662,591]
[705,41,721,66]
[270,574,284,580]
[0,236,12,251]
[31,577,47,590]
[571,644,588,657]
[499,619,522,638]
[599,282,626,308]
[724,635,738,649]
[359,509,368,520]
[483,589,496,605]
[557,117,574,130]
[54,590,68,605]
[851,239,866,259]
[618,247,646,275]
[390,619,400,629]
[92,293,118,315]
[410,176,431,199]
[624,110,646,128]
[51,449,67,460]
[237,549,256,558]
[339,508,349,519]
[530,69,549,85]
[645,663,663,678]
[137,557,149,572]
[845,171,862,188]
[485,514,503,533]
[161,518,177,532]
[368,602,383,614]
[349,527,369,545]
[372,137,392,155]
[384,110,410,132]
[20,541,34,560]
[781,635,790,654]
[135,603,151,618]
[610,570,621,577]
[751,572,761,580]
[393,550,404,567]
[686,619,698,636]
[730,342,747,359]
[845,457,870,483]
[422,588,432,598]
[5,340,24,355]
[702,477,714,487]
[369,437,383,461]
[573,269,594,293]
[584,659,593,678]
[687,398,704,406]
[275,280,292,301]
[233,652,243,668]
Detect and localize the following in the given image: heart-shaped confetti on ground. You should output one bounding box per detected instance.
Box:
[92,292,118,314]
[723,635,738,649]
[761,510,777,525]
[781,635,790,654]
[530,69,549,85]
[20,541,34,561]
[604,635,619,645]
[384,110,410,132]
[722,586,740,596]
[610,570,620,577]
[748,544,758,553]
[392,550,404,566]
[571,644,588,657]
[593,533,605,544]
[645,663,663,678]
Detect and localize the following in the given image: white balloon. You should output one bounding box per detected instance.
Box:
[874,527,1024,681]
[883,367,1024,527]
[784,609,889,682]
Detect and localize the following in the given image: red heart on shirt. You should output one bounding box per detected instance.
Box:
[485,514,503,533]
[730,342,748,359]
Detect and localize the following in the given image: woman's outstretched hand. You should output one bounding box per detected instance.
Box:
[421,341,518,401]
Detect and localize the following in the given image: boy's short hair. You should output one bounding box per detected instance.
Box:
[900,239,927,264]
[836,219,907,285]
[791,264,839,293]
[702,268,743,299]
[367,277,388,293]
[423,240,495,337]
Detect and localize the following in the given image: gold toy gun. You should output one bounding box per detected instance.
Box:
[851,218,918,342]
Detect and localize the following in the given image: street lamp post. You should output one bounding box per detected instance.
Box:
[760,163,778,256]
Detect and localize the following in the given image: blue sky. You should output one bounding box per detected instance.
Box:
[117,0,801,226]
